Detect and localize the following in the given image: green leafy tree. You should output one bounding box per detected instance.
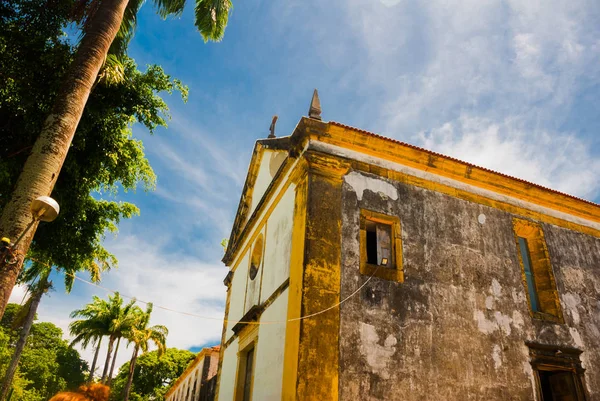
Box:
[0,304,88,401]
[1,1,186,393]
[0,271,51,401]
[111,348,196,401]
[0,0,231,317]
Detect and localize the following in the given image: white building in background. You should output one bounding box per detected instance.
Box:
[165,346,220,401]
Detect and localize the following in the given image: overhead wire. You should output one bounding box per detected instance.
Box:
[26,256,381,325]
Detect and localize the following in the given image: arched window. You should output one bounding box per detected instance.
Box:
[249,234,263,280]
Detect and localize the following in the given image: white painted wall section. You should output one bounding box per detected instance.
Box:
[252,288,289,401]
[227,251,249,337]
[261,186,295,301]
[250,150,287,217]
[217,339,239,401]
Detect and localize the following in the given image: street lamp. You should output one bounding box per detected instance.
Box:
[11,196,60,247]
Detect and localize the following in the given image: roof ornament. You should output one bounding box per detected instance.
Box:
[268,115,278,138]
[308,89,322,120]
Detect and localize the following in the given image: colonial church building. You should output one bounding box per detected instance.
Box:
[215,91,600,401]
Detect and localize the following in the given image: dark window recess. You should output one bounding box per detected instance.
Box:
[518,236,540,312]
[365,220,392,268]
[242,348,254,401]
[539,370,580,401]
[366,221,378,265]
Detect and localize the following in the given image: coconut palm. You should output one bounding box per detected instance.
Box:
[69,293,141,383]
[0,269,51,401]
[0,248,112,399]
[69,299,109,382]
[122,304,167,401]
[0,0,234,318]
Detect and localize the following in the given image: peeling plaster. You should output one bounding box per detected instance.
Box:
[344,171,399,201]
[569,327,585,348]
[359,322,397,380]
[490,279,503,298]
[492,345,502,369]
[473,310,513,336]
[562,293,582,325]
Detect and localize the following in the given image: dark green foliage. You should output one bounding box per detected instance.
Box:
[0,0,187,287]
[0,304,88,401]
[111,348,196,401]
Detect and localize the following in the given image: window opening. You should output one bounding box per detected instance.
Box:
[360,210,403,282]
[365,221,392,267]
[249,235,263,280]
[242,347,254,401]
[539,370,579,401]
[518,237,540,312]
[513,218,563,322]
[527,343,587,401]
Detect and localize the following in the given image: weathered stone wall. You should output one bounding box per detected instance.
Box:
[339,170,600,401]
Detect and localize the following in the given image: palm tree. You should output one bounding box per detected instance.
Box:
[0,270,51,401]
[69,293,140,383]
[0,0,234,319]
[122,304,167,401]
[0,249,112,398]
[69,299,109,382]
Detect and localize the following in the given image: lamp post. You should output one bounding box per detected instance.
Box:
[1,196,60,264]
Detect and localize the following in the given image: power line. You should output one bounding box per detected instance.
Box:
[28,257,380,325]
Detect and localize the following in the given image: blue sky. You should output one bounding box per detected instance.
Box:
[10,0,600,370]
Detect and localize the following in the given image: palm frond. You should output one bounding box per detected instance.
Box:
[153,0,186,18]
[194,0,232,42]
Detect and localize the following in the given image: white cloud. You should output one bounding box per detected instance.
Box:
[324,0,600,198]
[35,234,226,376]
[416,116,600,199]
[8,284,27,305]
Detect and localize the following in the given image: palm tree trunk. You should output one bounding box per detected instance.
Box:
[0,0,130,320]
[0,276,47,401]
[106,336,121,385]
[101,336,115,383]
[123,346,139,401]
[88,337,102,382]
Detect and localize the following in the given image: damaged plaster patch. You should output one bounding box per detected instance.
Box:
[485,296,494,310]
[359,322,397,379]
[474,310,497,334]
[562,293,581,325]
[474,310,513,335]
[512,311,524,330]
[492,345,502,369]
[490,279,503,298]
[344,171,398,201]
[569,327,585,348]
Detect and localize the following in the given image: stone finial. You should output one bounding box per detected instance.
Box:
[308,89,322,120]
[268,115,278,138]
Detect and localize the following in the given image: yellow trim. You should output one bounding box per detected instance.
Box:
[513,218,564,323]
[233,325,259,401]
[359,209,404,282]
[281,171,308,400]
[229,166,297,273]
[348,160,600,238]
[164,347,220,398]
[214,286,230,400]
[295,152,349,400]
[318,122,599,225]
